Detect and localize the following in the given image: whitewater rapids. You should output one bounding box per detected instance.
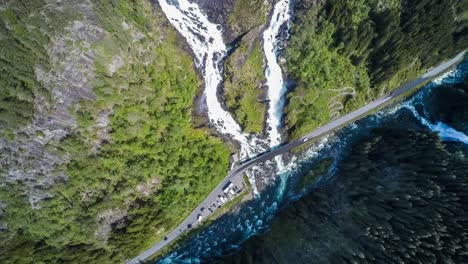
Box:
[158,0,295,193]
[158,0,265,160]
[263,0,291,149]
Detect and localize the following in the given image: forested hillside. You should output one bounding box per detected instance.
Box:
[0,0,229,263]
[1,0,467,263]
[285,0,468,138]
[215,128,468,263]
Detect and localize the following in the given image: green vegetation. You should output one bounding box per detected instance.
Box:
[286,20,371,138]
[224,36,266,134]
[0,0,79,129]
[216,128,468,263]
[228,0,269,36]
[146,185,251,263]
[0,0,229,263]
[286,0,468,139]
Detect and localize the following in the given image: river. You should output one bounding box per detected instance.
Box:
[156,0,468,262]
[154,59,467,263]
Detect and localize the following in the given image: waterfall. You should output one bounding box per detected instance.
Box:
[155,47,468,264]
[261,0,292,199]
[262,0,291,150]
[158,0,295,193]
[158,0,265,161]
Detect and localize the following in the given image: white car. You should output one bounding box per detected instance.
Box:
[197,214,203,222]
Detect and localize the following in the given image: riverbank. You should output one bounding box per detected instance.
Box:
[140,49,466,264]
[141,176,254,263]
[295,53,467,154]
[153,51,468,264]
[131,0,466,262]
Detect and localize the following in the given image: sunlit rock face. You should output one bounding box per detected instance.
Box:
[188,0,271,43]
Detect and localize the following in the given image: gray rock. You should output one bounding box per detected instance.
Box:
[188,0,240,43]
[0,1,107,209]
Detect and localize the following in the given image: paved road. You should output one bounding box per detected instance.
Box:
[230,51,465,178]
[127,51,465,264]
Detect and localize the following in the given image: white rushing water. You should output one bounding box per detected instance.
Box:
[403,105,468,144]
[261,0,292,196]
[382,66,468,145]
[158,0,295,194]
[158,0,265,160]
[158,1,293,156]
[263,0,291,149]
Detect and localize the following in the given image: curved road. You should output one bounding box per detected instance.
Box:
[128,51,465,264]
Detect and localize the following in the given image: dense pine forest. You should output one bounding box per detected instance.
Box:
[285,0,468,138]
[214,127,468,264]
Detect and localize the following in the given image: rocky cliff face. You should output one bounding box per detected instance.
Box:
[189,0,236,42]
[189,0,270,43]
[0,0,104,208]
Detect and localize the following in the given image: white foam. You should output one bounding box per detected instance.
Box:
[262,0,291,152]
[434,122,468,143]
[158,0,265,159]
[388,103,468,145]
[158,0,297,193]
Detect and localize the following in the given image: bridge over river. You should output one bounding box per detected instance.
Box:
[128,51,466,264]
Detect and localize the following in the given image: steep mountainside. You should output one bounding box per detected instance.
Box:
[224,26,267,134]
[285,0,468,139]
[1,0,466,263]
[190,0,270,43]
[0,1,230,263]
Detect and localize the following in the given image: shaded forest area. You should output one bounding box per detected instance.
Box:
[327,0,466,84]
[285,0,468,139]
[214,128,468,264]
